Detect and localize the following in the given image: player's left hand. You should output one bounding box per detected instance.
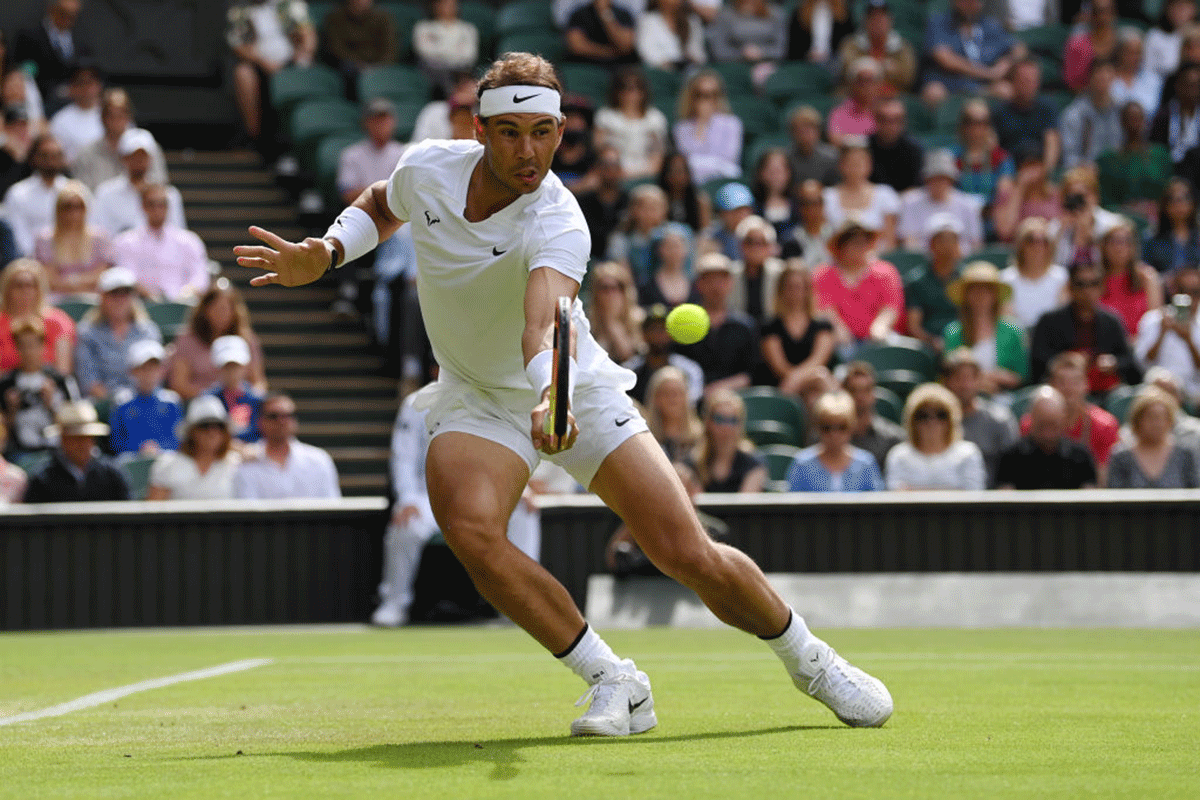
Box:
[234,226,330,287]
[531,392,578,455]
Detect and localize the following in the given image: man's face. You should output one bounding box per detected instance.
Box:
[60,433,94,469]
[850,69,879,104]
[1090,64,1115,100]
[1012,63,1040,103]
[101,102,131,137]
[69,71,101,107]
[797,182,824,222]
[874,102,905,144]
[33,140,66,177]
[1121,102,1146,139]
[1029,399,1067,451]
[864,8,891,39]
[365,112,396,145]
[791,117,819,151]
[131,360,161,394]
[142,189,168,228]
[929,229,961,262]
[1175,269,1200,316]
[50,0,80,30]
[944,364,979,407]
[740,230,773,265]
[258,399,297,444]
[219,361,246,389]
[124,149,151,181]
[1051,367,1088,405]
[695,270,733,307]
[1069,266,1104,311]
[596,150,623,187]
[476,111,564,197]
[926,174,953,201]
[844,375,875,416]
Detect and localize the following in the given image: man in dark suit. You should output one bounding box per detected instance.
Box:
[1030,261,1143,392]
[23,400,130,503]
[13,0,91,114]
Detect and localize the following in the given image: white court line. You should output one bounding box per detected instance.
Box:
[0,658,274,728]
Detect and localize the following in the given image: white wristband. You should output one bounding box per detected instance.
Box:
[323,206,379,268]
[525,349,577,400]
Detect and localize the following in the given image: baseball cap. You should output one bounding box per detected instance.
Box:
[922,149,960,181]
[117,128,156,157]
[126,339,165,368]
[925,212,965,244]
[211,335,251,367]
[176,395,230,440]
[97,266,137,293]
[695,252,734,274]
[713,182,754,212]
[364,97,396,118]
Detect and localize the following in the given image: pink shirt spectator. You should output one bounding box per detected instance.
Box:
[1021,403,1120,467]
[165,329,265,399]
[1063,32,1094,92]
[1101,272,1151,337]
[827,99,877,140]
[114,224,211,301]
[34,229,115,302]
[672,113,744,184]
[813,258,906,340]
[0,307,76,372]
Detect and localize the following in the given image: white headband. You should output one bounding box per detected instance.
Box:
[478,85,563,120]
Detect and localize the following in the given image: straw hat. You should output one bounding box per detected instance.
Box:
[43,400,110,438]
[947,261,1013,306]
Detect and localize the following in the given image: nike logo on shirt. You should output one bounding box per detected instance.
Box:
[492,246,507,256]
[615,417,632,427]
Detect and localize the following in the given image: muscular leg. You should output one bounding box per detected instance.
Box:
[426,432,584,652]
[233,61,262,139]
[589,432,789,637]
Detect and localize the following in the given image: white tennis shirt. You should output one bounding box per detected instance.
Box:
[386,139,632,410]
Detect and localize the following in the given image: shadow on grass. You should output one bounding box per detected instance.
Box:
[186,724,843,781]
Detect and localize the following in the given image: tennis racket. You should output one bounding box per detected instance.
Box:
[544,295,572,439]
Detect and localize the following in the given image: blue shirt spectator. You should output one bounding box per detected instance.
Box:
[109,389,182,456]
[787,444,884,491]
[923,0,1020,95]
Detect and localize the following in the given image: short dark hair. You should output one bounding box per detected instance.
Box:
[1068,260,1101,282]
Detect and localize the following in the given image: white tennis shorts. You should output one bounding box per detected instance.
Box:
[413,374,648,489]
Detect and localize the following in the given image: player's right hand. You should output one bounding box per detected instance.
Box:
[234,226,330,287]
[531,391,578,455]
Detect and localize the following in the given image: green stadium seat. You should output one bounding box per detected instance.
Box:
[382,2,424,62]
[307,1,337,30]
[875,368,927,402]
[269,65,343,113]
[495,0,555,36]
[121,456,156,501]
[728,95,781,140]
[933,93,973,134]
[901,94,935,134]
[742,133,792,177]
[290,98,361,172]
[856,344,938,381]
[710,62,755,97]
[963,244,1014,270]
[496,31,565,62]
[738,387,808,444]
[879,249,929,275]
[760,444,801,482]
[763,62,835,107]
[1104,384,1141,423]
[458,1,496,59]
[558,63,613,106]
[1016,24,1069,62]
[914,132,958,151]
[643,67,682,107]
[357,65,432,104]
[146,301,195,344]
[701,176,743,203]
[746,419,801,448]
[56,299,95,323]
[874,386,903,424]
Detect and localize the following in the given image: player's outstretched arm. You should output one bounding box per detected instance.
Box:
[525,267,580,455]
[234,180,403,288]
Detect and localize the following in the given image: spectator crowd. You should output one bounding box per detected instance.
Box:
[8,0,1200,508]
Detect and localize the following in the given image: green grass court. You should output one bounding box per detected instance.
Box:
[2,626,1197,799]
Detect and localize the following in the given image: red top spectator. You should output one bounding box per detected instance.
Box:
[0,258,76,374]
[1021,350,1121,473]
[814,218,905,343]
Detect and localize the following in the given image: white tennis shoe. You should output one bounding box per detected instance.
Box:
[570,659,657,737]
[794,639,893,728]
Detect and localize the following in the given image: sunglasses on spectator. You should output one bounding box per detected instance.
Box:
[194,421,225,431]
[261,411,295,420]
[710,413,742,426]
[913,409,950,423]
[818,422,850,433]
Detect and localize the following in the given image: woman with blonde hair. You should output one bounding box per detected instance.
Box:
[34,181,114,300]
[74,267,161,400]
[586,261,644,364]
[884,383,985,490]
[944,261,1030,394]
[1000,217,1069,331]
[644,364,703,462]
[759,266,835,399]
[146,395,240,500]
[672,70,743,184]
[1107,385,1200,488]
[787,390,883,491]
[0,258,75,374]
[692,390,767,493]
[1098,217,1163,337]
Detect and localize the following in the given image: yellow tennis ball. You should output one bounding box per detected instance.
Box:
[666,303,710,345]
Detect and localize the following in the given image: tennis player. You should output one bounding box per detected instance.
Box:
[235,53,892,735]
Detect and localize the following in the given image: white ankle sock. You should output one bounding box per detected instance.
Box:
[762,609,818,677]
[557,624,621,684]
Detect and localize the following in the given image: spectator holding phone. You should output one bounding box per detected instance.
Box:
[1136,265,1200,403]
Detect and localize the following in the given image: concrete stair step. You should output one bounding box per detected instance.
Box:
[167,149,260,168]
[267,353,382,373]
[172,169,274,188]
[189,206,294,224]
[259,331,372,351]
[182,187,290,206]
[299,421,393,447]
[270,375,396,399]
[341,474,389,495]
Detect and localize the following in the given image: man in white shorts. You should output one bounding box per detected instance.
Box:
[235,52,892,736]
